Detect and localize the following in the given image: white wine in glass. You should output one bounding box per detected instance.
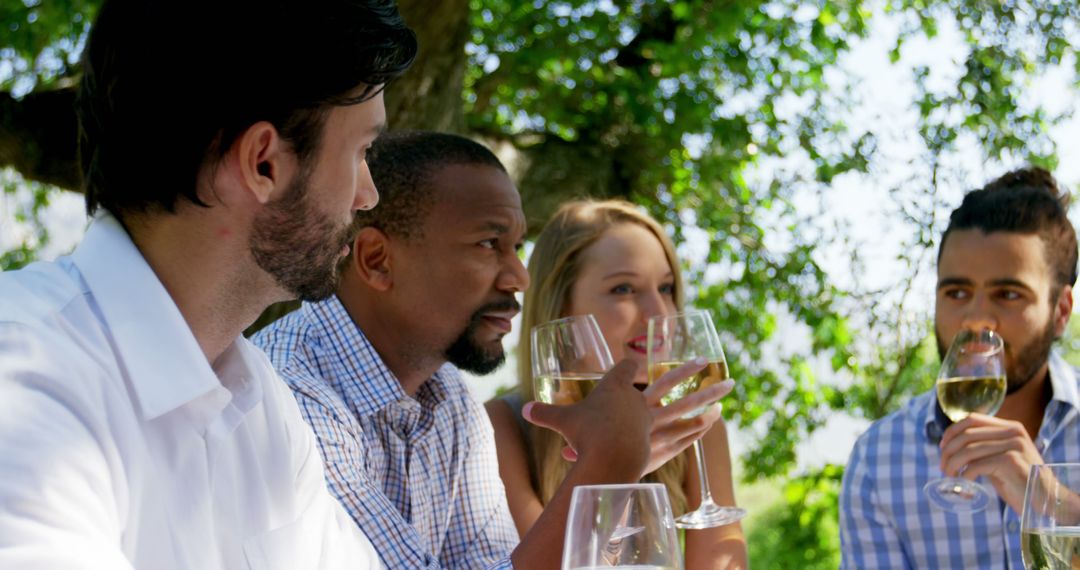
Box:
[649,359,730,412]
[936,375,1007,421]
[533,372,605,406]
[1022,464,1080,569]
[924,328,1007,512]
[531,315,614,406]
[647,309,745,529]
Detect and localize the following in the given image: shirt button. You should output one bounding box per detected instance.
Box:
[1007,521,1019,533]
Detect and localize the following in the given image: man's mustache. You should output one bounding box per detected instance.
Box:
[470,298,521,321]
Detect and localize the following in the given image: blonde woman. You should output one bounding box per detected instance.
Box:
[485,199,748,568]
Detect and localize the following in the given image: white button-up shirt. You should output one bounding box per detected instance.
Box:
[0,215,382,570]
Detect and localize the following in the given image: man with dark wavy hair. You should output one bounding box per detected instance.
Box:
[841,167,1079,568]
[0,0,416,567]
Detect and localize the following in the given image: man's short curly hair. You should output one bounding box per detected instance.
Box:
[940,166,1077,291]
[357,131,507,240]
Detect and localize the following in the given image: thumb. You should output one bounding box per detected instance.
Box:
[522,401,571,434]
[604,359,640,387]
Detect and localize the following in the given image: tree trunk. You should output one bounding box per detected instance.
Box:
[386,0,471,133]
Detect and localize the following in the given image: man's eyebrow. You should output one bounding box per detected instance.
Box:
[478,221,510,234]
[937,277,972,289]
[937,276,1035,292]
[987,278,1035,292]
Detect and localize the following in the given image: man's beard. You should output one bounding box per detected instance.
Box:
[444,297,521,375]
[936,317,1057,395]
[249,173,355,302]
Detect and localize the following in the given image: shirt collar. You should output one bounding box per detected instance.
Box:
[302,295,454,417]
[71,214,224,420]
[303,295,404,417]
[923,350,1080,443]
[1047,351,1080,410]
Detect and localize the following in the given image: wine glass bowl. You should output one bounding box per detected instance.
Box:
[1021,463,1080,569]
[562,483,683,570]
[532,315,615,406]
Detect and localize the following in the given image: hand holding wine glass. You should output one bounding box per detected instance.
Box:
[647,309,746,529]
[529,315,727,466]
[924,328,1007,512]
[526,315,652,476]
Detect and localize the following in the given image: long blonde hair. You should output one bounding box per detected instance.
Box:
[517,199,689,514]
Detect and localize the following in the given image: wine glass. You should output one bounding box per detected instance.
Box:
[1021,464,1080,569]
[562,483,683,570]
[647,309,746,529]
[923,328,1007,512]
[532,315,615,406]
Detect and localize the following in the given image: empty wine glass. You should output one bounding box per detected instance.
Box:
[562,483,683,570]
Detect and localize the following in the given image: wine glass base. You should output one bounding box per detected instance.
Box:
[923,478,991,513]
[675,505,747,529]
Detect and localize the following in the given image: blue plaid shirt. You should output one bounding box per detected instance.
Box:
[253,296,517,569]
[840,352,1080,569]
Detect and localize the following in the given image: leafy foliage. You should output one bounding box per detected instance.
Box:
[466,0,879,478]
[1062,318,1080,370]
[746,464,844,569]
[0,0,95,93]
[1,167,52,270]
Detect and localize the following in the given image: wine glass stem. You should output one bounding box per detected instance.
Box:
[692,440,716,507]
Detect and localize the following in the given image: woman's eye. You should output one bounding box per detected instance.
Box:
[479,239,496,249]
[611,284,633,294]
[659,283,675,296]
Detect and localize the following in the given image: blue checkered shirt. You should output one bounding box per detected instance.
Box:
[253,296,517,569]
[840,352,1080,569]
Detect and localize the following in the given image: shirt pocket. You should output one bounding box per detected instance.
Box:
[243,514,320,570]
[241,499,383,570]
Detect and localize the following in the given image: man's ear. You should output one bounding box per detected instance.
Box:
[346,227,393,292]
[230,121,294,205]
[1054,284,1074,337]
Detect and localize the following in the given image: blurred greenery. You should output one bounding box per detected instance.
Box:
[1063,318,1080,369]
[744,465,844,570]
[0,0,94,94]
[3,0,1080,566]
[1,167,52,271]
